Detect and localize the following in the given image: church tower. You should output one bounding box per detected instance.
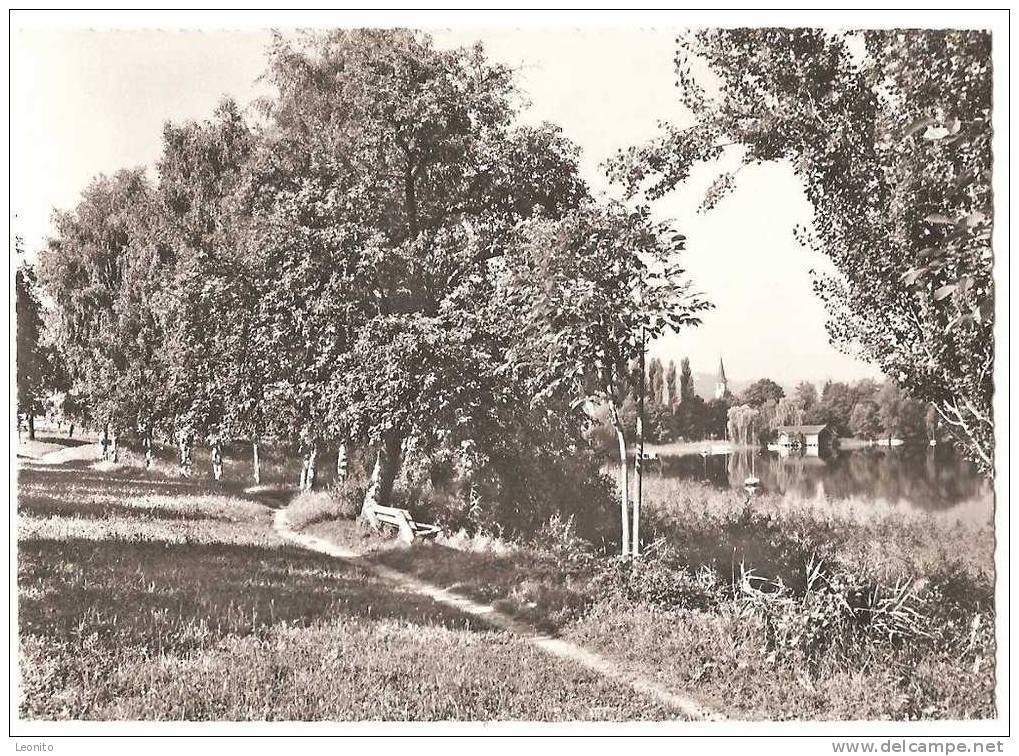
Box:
[714,357,729,400]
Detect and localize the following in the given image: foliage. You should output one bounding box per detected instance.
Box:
[37,170,171,434]
[740,378,784,407]
[15,256,57,426]
[726,404,760,447]
[849,401,882,440]
[611,28,994,474]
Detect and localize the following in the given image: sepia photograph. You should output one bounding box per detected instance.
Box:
[8,7,1009,746]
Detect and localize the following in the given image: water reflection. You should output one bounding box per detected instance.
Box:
[661,445,991,513]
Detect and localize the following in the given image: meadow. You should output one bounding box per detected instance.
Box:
[17,443,676,721]
[18,437,996,720]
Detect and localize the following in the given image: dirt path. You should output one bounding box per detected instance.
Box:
[271,507,724,722]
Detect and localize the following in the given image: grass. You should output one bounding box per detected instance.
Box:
[286,474,995,720]
[17,454,680,721]
[18,436,996,721]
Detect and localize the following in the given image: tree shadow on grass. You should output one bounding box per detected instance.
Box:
[18,464,272,509]
[19,536,491,656]
[28,434,94,449]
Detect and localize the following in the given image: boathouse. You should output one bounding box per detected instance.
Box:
[774,424,834,452]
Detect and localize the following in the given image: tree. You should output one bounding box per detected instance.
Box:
[665,359,677,409]
[156,99,258,475]
[612,29,993,474]
[849,401,882,440]
[647,357,665,407]
[772,396,804,429]
[38,169,171,461]
[16,257,55,439]
[255,30,588,510]
[726,404,760,447]
[679,357,695,403]
[501,203,709,555]
[740,378,785,408]
[815,381,856,437]
[795,381,819,418]
[876,381,929,442]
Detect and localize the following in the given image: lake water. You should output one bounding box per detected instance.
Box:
[656,445,992,516]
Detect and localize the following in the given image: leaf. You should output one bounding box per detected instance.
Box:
[900,267,927,286]
[933,284,957,301]
[904,116,935,138]
[924,214,954,225]
[961,211,986,228]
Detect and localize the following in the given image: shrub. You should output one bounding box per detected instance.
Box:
[285,479,365,531]
[590,544,723,611]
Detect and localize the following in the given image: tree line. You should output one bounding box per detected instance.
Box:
[590,359,936,452]
[19,30,707,552]
[16,27,994,562]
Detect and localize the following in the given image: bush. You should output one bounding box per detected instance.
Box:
[590,545,723,611]
[285,479,365,531]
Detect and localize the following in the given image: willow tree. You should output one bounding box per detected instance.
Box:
[613,28,994,474]
[500,203,709,555]
[255,30,586,511]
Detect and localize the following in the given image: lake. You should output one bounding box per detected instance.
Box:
[654,444,992,516]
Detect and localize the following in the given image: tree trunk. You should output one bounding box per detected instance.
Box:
[68,422,75,439]
[177,432,192,477]
[143,432,153,469]
[607,397,630,556]
[361,433,403,524]
[336,441,348,483]
[211,443,223,481]
[111,428,119,463]
[252,441,261,486]
[634,329,646,558]
[634,409,643,557]
[301,444,319,491]
[101,424,110,461]
[27,414,35,441]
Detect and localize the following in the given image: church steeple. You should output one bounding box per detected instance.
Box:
[714,357,729,400]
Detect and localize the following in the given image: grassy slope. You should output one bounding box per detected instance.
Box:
[17,460,678,721]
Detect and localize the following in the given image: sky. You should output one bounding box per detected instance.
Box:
[10,27,881,387]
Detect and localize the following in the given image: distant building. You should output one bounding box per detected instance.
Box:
[774,424,835,455]
[714,357,729,400]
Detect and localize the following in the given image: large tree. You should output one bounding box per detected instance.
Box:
[157,100,257,474]
[499,203,709,555]
[254,30,587,511]
[612,28,994,474]
[740,377,785,408]
[37,169,171,458]
[678,356,695,403]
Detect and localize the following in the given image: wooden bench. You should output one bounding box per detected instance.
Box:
[370,505,442,544]
[637,451,663,471]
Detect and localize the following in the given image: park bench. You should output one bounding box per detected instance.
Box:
[637,451,663,471]
[370,504,442,544]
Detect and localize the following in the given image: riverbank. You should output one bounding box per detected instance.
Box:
[640,440,741,457]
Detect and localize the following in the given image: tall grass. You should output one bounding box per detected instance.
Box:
[298,474,996,719]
